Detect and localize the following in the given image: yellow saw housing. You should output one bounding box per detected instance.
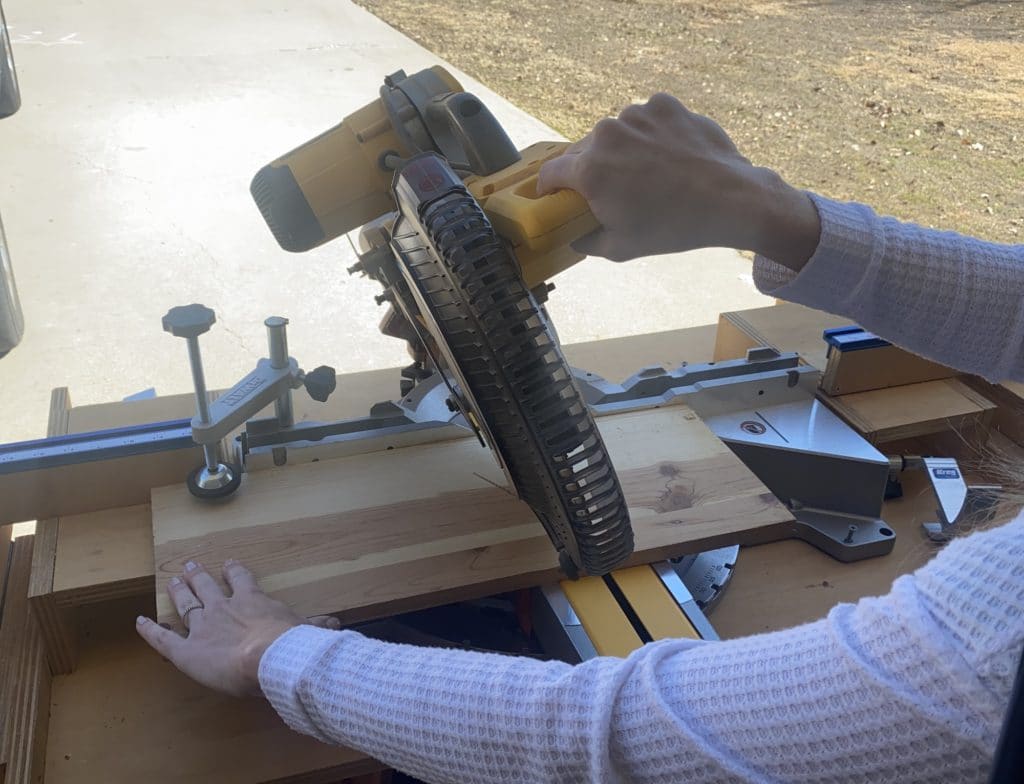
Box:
[250,66,597,289]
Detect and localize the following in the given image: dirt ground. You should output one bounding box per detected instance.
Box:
[357,0,1022,243]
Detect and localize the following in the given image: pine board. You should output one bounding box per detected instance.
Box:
[153,406,793,628]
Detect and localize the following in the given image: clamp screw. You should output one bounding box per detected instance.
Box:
[303,365,337,403]
[374,293,389,306]
[162,304,240,499]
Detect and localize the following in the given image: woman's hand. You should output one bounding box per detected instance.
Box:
[136,559,339,697]
[537,93,820,270]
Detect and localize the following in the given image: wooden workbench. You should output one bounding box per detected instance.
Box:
[2,308,1013,784]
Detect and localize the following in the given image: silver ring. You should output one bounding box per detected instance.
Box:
[181,602,204,628]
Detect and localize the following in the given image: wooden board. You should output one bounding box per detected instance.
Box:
[822,378,996,445]
[714,303,849,368]
[963,377,1024,445]
[44,599,378,784]
[820,343,957,396]
[154,406,793,628]
[0,536,50,784]
[51,505,154,607]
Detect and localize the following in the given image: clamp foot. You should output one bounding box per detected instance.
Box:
[186,461,242,499]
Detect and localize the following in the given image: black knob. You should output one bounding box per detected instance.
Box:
[303,365,337,403]
[162,304,216,338]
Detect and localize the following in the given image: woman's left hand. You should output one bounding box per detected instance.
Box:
[136,558,338,697]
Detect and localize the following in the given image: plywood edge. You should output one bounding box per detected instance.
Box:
[0,536,50,784]
[26,388,78,676]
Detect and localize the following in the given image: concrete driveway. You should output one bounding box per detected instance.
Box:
[0,0,769,443]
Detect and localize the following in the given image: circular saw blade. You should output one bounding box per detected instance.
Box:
[387,154,633,577]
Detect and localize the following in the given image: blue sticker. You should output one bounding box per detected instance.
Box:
[932,467,960,480]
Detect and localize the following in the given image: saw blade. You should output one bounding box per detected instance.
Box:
[384,153,633,578]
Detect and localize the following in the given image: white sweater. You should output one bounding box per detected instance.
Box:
[259,194,1024,783]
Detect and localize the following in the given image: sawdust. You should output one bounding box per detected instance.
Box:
[356,0,1023,242]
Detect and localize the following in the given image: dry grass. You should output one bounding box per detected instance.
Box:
[357,0,1023,242]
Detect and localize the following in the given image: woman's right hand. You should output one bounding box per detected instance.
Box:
[537,93,820,271]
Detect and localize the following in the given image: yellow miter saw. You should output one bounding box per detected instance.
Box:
[251,66,631,579]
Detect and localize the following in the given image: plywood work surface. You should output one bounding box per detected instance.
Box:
[52,505,154,606]
[153,406,793,628]
[823,378,995,444]
[45,600,375,784]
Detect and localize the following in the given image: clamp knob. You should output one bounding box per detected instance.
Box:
[303,365,337,403]
[162,304,216,338]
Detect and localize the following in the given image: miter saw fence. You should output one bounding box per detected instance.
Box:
[250,67,634,578]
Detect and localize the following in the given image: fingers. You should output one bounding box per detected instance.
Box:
[308,614,343,630]
[537,151,585,196]
[167,574,203,622]
[222,559,260,596]
[183,560,226,605]
[136,615,184,661]
[571,228,633,262]
[563,132,592,156]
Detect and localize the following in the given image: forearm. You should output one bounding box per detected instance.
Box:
[753,194,1024,382]
[258,626,657,784]
[258,568,1004,784]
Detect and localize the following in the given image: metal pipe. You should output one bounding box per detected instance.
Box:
[185,337,219,471]
[265,316,294,428]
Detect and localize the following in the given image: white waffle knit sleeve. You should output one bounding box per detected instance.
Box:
[259,516,1024,784]
[753,194,1024,382]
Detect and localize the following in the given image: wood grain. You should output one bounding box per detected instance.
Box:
[822,378,995,444]
[154,406,793,628]
[51,505,154,607]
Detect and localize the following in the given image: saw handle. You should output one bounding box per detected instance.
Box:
[514,174,596,235]
[481,171,600,287]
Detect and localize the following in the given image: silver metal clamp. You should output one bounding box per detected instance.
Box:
[162,304,336,499]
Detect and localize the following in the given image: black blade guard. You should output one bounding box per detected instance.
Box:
[388,153,633,577]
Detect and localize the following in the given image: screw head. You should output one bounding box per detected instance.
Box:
[162,304,216,338]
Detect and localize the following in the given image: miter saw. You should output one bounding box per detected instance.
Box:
[0,66,999,595]
[250,66,633,578]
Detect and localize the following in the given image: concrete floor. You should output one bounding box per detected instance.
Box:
[0,0,770,444]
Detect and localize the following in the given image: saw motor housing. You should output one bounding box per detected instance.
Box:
[251,66,598,289]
